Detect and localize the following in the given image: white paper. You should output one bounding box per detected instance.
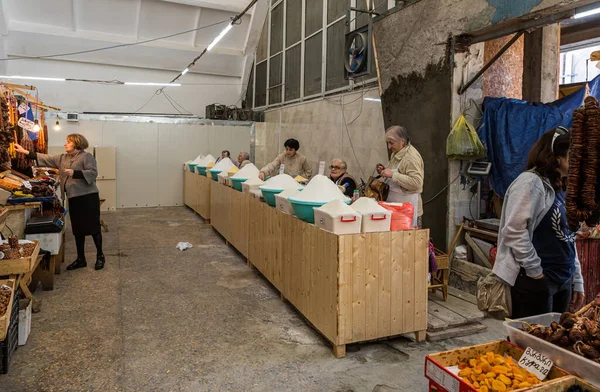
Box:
[279,164,285,175]
[18,103,28,114]
[318,161,325,175]
[425,360,460,392]
[23,181,32,190]
[518,347,553,381]
[17,117,34,131]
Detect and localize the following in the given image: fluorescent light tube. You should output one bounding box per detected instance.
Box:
[364,97,381,102]
[181,68,189,75]
[124,82,182,86]
[0,75,65,81]
[207,23,233,51]
[574,7,600,19]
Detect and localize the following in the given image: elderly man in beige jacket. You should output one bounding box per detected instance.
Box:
[376,125,425,227]
[259,138,312,180]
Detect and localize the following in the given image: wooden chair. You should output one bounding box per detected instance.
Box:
[429,249,449,301]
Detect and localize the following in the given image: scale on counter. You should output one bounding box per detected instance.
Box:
[467,161,492,220]
[467,161,492,176]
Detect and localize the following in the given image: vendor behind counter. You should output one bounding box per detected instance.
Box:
[259,138,312,180]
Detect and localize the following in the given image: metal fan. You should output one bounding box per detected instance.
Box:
[345,31,368,74]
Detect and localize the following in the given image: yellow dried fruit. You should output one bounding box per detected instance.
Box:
[458,362,468,370]
[493,366,509,375]
[498,374,512,386]
[492,379,507,391]
[474,366,483,375]
[486,372,497,378]
[458,368,472,377]
[481,362,492,373]
[493,357,505,365]
[477,374,486,382]
[480,386,489,392]
[518,381,532,388]
[469,359,478,367]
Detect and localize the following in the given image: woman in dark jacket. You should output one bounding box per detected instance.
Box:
[15,133,105,271]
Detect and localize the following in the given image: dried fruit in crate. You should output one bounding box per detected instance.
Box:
[456,352,542,391]
[0,284,12,317]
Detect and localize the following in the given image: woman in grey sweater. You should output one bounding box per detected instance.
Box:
[493,128,584,318]
[14,134,105,271]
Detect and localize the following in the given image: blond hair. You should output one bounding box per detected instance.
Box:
[67,134,89,150]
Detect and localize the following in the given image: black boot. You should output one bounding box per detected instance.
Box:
[67,258,87,270]
[95,254,105,270]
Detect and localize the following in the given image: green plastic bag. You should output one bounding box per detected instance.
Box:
[446,115,486,160]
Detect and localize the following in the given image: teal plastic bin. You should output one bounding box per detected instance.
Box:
[260,188,285,207]
[197,166,208,176]
[289,198,351,224]
[231,177,247,191]
[187,163,198,172]
[209,170,222,181]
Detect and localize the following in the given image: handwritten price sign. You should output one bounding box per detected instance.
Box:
[518,347,553,381]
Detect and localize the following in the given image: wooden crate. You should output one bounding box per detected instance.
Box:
[243,194,429,358]
[528,376,600,391]
[0,240,41,275]
[425,340,570,392]
[0,279,16,340]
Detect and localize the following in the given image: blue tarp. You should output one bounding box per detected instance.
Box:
[479,75,600,198]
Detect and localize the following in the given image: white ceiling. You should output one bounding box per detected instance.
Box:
[0,0,267,80]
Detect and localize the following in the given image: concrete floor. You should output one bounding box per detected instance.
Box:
[1,207,507,392]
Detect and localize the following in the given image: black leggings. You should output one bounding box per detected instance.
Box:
[75,233,103,260]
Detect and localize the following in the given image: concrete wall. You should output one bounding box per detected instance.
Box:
[373,0,594,248]
[255,88,388,185]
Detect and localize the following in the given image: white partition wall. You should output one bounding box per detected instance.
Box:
[49,115,252,208]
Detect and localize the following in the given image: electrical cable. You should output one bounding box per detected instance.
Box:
[423,173,461,205]
[346,0,388,26]
[162,91,194,115]
[0,20,231,62]
[133,90,162,114]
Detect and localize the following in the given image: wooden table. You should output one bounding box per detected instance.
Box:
[208,181,429,358]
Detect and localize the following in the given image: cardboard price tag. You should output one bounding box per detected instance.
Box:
[518,347,553,381]
[17,117,34,131]
[23,181,32,190]
[18,103,29,114]
[318,161,325,175]
[279,164,285,175]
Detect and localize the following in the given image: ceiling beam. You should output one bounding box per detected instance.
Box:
[161,0,252,14]
[239,0,267,103]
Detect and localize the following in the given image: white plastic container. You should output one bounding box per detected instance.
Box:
[242,178,264,194]
[505,313,600,387]
[26,231,63,255]
[351,197,391,233]
[275,188,301,215]
[18,299,32,346]
[314,200,362,235]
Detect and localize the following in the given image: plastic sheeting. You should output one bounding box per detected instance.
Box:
[479,75,600,197]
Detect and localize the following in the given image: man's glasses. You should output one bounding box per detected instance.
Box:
[329,165,342,170]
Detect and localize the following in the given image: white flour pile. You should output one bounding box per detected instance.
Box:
[260,174,301,190]
[191,154,205,164]
[197,154,216,166]
[243,177,264,186]
[276,187,301,199]
[316,199,356,216]
[210,157,235,172]
[351,197,388,214]
[232,163,259,178]
[290,174,349,202]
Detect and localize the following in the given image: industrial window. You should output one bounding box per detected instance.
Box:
[269,53,283,105]
[270,3,284,55]
[326,19,346,91]
[285,45,301,101]
[304,32,323,96]
[245,64,254,108]
[255,61,267,108]
[306,0,323,37]
[286,0,302,47]
[251,0,388,109]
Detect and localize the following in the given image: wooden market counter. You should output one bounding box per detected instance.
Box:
[184,170,211,223]
[203,180,429,358]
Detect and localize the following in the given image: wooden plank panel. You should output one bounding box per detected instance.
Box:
[280,213,293,298]
[429,295,484,323]
[377,231,392,338]
[239,192,249,257]
[352,234,366,342]
[390,231,404,335]
[427,301,467,327]
[365,234,379,340]
[343,234,354,343]
[414,230,429,332]
[321,229,339,343]
[402,231,415,333]
[336,236,346,345]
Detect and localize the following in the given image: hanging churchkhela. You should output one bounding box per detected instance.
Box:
[566,96,600,230]
[0,94,15,165]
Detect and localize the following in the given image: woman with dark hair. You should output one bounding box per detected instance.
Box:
[14,134,105,271]
[259,138,312,180]
[493,127,585,318]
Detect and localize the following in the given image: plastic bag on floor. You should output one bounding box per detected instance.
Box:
[176,242,193,251]
[477,273,512,319]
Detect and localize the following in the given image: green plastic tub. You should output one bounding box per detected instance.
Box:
[209,170,222,181]
[196,166,208,176]
[289,198,351,224]
[187,163,198,172]
[231,177,247,192]
[260,188,285,207]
